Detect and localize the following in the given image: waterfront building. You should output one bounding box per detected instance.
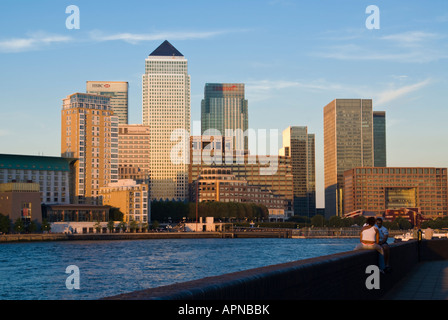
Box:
[201,83,249,151]
[0,153,75,205]
[373,111,387,167]
[190,167,288,221]
[189,135,294,217]
[86,81,129,125]
[0,182,42,224]
[61,93,119,205]
[42,204,111,234]
[279,126,316,218]
[118,124,150,183]
[324,99,375,218]
[343,167,448,218]
[99,179,150,223]
[142,40,190,201]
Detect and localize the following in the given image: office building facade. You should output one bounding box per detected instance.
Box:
[189,135,294,217]
[324,99,375,218]
[118,124,150,183]
[190,167,288,220]
[99,179,150,223]
[86,81,129,125]
[280,126,316,218]
[201,83,249,151]
[0,153,75,205]
[142,40,190,201]
[373,111,387,167]
[61,93,119,204]
[343,167,448,218]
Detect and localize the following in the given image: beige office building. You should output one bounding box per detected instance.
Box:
[142,40,190,201]
[61,93,119,204]
[324,99,374,218]
[189,135,294,217]
[118,124,150,182]
[280,126,316,217]
[86,81,129,125]
[99,179,150,223]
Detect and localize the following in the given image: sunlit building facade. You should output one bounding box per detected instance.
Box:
[86,81,129,125]
[142,40,190,201]
[324,99,375,218]
[61,93,119,204]
[343,167,448,218]
[201,83,249,151]
[280,126,316,218]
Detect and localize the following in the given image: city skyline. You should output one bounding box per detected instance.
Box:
[1,0,447,208]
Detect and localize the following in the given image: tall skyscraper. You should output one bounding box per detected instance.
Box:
[279,126,316,217]
[142,40,190,201]
[61,93,119,204]
[201,83,249,151]
[86,81,129,125]
[373,111,387,167]
[323,99,374,218]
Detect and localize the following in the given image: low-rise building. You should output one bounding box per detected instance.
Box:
[191,167,288,220]
[42,203,111,234]
[344,167,448,218]
[0,153,75,205]
[99,179,150,223]
[0,182,42,224]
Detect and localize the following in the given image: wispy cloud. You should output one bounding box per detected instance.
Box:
[0,32,72,53]
[380,31,443,47]
[0,29,237,53]
[316,30,448,63]
[89,29,237,44]
[375,78,432,105]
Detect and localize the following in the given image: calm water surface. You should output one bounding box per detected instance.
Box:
[0,238,358,300]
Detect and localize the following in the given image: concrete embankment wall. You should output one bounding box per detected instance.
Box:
[105,240,444,300]
[0,231,292,242]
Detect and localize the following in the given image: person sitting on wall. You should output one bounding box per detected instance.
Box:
[354,217,385,272]
[375,217,391,272]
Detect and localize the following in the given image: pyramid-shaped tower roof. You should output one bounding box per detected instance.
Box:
[149,40,183,57]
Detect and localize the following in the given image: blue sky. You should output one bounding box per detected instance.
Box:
[0,0,447,207]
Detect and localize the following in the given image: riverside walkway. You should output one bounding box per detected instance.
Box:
[384,260,448,300]
[105,239,448,300]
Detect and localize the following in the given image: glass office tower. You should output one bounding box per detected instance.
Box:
[373,111,387,167]
[142,40,190,201]
[324,99,374,218]
[201,83,249,151]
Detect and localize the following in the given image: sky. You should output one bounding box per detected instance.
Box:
[0,0,447,208]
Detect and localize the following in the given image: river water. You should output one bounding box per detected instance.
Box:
[0,237,359,300]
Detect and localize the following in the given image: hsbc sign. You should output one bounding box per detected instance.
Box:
[90,83,111,88]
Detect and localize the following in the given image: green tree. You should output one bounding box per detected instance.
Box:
[41,219,51,233]
[311,214,325,227]
[13,218,24,234]
[118,221,127,233]
[129,220,138,233]
[328,216,343,227]
[27,220,37,233]
[107,220,115,233]
[93,220,102,233]
[0,213,11,234]
[151,220,160,230]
